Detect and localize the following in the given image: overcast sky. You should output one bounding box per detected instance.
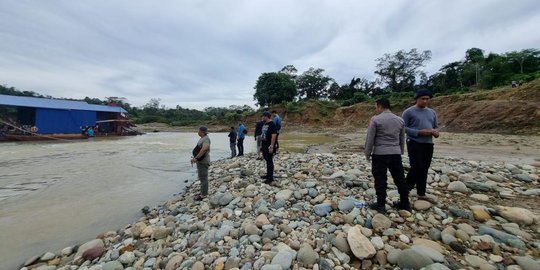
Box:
[1,1,539,109]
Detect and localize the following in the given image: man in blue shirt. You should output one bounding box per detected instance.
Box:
[271,110,282,152]
[237,121,246,156]
[402,89,439,203]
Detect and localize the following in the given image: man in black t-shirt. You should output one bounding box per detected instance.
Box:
[228,126,237,158]
[260,111,277,184]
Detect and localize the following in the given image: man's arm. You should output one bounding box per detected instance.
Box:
[269,133,277,153]
[399,124,405,155]
[403,110,418,137]
[192,143,209,163]
[364,118,376,160]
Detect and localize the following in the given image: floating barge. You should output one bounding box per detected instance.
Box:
[0,94,141,142]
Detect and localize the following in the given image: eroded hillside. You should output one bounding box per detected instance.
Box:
[264,79,540,134]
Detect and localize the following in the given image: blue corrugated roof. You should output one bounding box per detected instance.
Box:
[0,94,127,113]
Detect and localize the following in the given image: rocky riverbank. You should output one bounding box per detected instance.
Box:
[21,152,540,270]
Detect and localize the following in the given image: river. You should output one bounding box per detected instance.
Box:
[0,132,254,270]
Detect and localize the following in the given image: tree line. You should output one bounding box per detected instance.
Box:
[254,47,540,107]
[2,47,539,125]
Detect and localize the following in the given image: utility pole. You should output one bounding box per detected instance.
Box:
[475,63,479,86]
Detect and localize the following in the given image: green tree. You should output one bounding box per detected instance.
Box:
[374,49,432,92]
[279,65,298,78]
[462,48,485,86]
[428,61,465,94]
[506,49,540,74]
[253,72,297,107]
[296,67,332,99]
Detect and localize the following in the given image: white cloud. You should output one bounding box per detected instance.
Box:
[1,0,539,109]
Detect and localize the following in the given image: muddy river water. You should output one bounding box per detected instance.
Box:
[0,132,255,270]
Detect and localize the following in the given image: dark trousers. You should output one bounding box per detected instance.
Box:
[275,133,280,150]
[196,162,209,195]
[372,155,408,205]
[230,143,236,158]
[237,138,244,156]
[262,144,274,181]
[405,140,434,196]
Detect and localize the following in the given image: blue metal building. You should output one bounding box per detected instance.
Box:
[0,94,127,134]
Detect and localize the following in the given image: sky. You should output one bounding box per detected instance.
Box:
[1,1,539,109]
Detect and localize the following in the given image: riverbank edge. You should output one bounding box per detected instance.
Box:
[17,153,538,269]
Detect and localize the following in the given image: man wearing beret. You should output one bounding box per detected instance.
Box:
[402,89,439,203]
[191,126,211,200]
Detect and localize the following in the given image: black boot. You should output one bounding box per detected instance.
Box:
[368,202,386,214]
[392,200,411,211]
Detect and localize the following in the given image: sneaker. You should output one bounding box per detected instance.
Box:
[392,201,411,211]
[263,179,274,185]
[368,202,386,214]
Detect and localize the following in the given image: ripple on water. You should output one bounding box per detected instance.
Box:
[0,180,57,201]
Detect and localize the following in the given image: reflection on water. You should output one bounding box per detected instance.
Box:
[0,132,254,270]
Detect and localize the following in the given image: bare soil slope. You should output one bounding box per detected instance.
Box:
[274,79,540,134]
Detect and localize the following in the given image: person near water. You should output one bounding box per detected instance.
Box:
[191,126,211,201]
[254,118,264,160]
[86,126,95,137]
[271,110,282,152]
[261,111,277,184]
[365,98,410,214]
[402,89,439,203]
[228,126,237,158]
[237,121,246,156]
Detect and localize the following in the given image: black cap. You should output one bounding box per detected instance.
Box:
[414,89,433,99]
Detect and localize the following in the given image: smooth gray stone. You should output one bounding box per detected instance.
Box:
[464,181,492,191]
[274,199,287,209]
[411,245,445,262]
[308,188,319,198]
[442,233,457,245]
[209,192,234,206]
[478,226,526,249]
[424,263,451,270]
[429,228,442,241]
[523,189,540,196]
[514,256,540,270]
[271,250,295,269]
[103,261,124,270]
[313,203,333,216]
[397,249,434,270]
[319,258,334,270]
[338,198,356,212]
[261,265,282,270]
[515,174,533,182]
[448,206,473,219]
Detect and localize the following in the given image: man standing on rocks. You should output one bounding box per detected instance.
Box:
[254,118,264,160]
[402,89,439,203]
[271,110,282,153]
[261,111,277,184]
[228,126,237,158]
[237,121,246,156]
[191,126,211,200]
[365,98,410,213]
